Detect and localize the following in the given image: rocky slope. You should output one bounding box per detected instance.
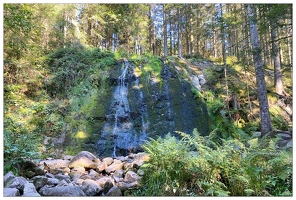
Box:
[3,151,149,196]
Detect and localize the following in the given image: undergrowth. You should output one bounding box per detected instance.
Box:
[3,44,116,173]
[134,129,292,196]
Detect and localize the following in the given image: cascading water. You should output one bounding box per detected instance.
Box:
[97,59,148,157]
[96,59,210,157]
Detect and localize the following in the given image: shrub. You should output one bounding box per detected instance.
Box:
[135,129,292,196]
[4,116,41,175]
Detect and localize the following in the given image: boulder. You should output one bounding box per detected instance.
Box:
[277,133,292,140]
[96,176,115,188]
[106,186,122,196]
[103,179,114,194]
[192,75,201,91]
[96,160,108,172]
[3,188,20,196]
[69,166,87,179]
[54,173,71,183]
[286,140,292,148]
[31,175,48,190]
[113,169,124,178]
[6,176,27,192]
[102,157,114,166]
[117,181,139,192]
[42,159,70,172]
[72,178,84,186]
[47,178,60,186]
[22,182,41,196]
[88,169,101,179]
[3,171,15,187]
[20,160,45,178]
[56,179,70,187]
[105,162,124,174]
[69,151,100,169]
[81,179,103,196]
[39,186,86,196]
[124,171,141,183]
[252,132,261,138]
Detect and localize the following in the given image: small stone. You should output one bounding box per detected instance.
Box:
[252,132,261,137]
[106,186,122,196]
[286,140,292,148]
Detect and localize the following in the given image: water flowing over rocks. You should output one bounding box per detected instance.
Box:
[3,151,150,197]
[97,60,148,157]
[96,59,210,157]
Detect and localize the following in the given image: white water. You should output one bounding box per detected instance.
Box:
[98,60,148,157]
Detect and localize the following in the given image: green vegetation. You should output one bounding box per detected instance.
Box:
[3,4,292,196]
[46,45,116,155]
[3,45,116,171]
[134,130,292,196]
[130,53,163,83]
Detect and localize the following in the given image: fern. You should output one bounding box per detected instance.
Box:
[136,130,292,196]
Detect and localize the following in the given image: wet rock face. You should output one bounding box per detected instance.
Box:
[96,60,210,157]
[151,64,209,137]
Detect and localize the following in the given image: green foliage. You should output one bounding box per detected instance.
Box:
[209,56,223,64]
[269,106,289,130]
[130,53,163,83]
[114,47,129,59]
[226,56,238,66]
[4,4,34,60]
[4,44,116,171]
[46,45,114,98]
[4,116,41,175]
[136,130,292,196]
[134,133,192,196]
[44,45,116,154]
[191,88,203,99]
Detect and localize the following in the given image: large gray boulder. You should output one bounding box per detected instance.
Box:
[3,171,15,187]
[81,179,103,196]
[3,188,20,196]
[106,186,122,196]
[39,185,86,196]
[31,175,48,190]
[6,176,27,192]
[22,182,41,196]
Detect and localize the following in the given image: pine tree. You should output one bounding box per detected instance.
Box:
[248,4,272,135]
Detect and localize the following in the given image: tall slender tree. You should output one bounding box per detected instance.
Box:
[248,4,272,135]
[267,4,287,96]
[177,6,182,58]
[219,4,231,119]
[163,4,168,57]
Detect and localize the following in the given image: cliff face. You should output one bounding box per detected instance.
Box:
[95,59,209,157]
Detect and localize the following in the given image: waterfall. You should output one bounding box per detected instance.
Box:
[97,59,148,157]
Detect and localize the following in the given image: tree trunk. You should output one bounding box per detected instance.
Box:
[169,16,173,55]
[178,7,182,58]
[220,4,231,120]
[163,4,168,57]
[189,6,194,55]
[149,5,154,53]
[248,4,272,135]
[270,21,284,95]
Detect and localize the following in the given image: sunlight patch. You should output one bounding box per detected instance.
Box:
[75,131,88,139]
